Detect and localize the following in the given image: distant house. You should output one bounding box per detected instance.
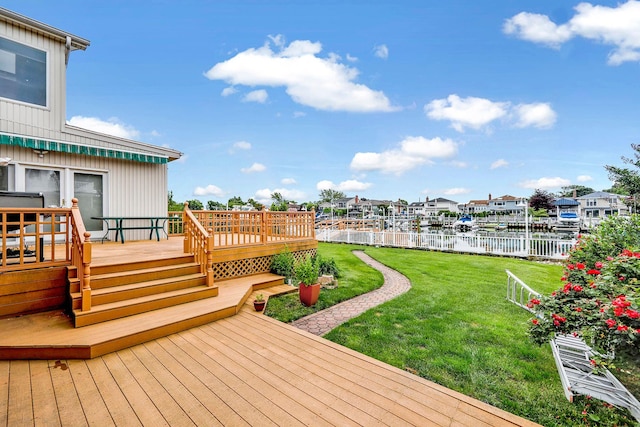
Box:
[577,191,630,220]
[408,197,459,216]
[0,7,182,239]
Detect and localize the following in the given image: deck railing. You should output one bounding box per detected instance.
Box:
[318,229,575,260]
[182,205,214,286]
[175,209,315,247]
[0,206,73,270]
[70,199,92,311]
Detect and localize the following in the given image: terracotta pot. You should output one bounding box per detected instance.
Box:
[254,300,266,311]
[299,282,320,306]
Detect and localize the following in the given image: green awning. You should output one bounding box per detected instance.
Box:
[0,133,168,164]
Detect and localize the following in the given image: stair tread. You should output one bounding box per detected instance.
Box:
[92,262,200,280]
[73,285,217,316]
[88,273,206,296]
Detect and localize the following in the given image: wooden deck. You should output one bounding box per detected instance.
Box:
[0,306,541,426]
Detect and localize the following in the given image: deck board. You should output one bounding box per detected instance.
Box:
[0,313,541,426]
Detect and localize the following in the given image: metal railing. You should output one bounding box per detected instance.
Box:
[317,229,575,260]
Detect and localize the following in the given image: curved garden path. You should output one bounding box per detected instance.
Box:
[291,250,411,336]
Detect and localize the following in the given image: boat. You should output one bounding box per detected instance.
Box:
[453,215,478,232]
[554,212,580,233]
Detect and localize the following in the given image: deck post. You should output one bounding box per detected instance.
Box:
[183,202,190,253]
[81,231,92,311]
[261,210,267,244]
[206,228,214,287]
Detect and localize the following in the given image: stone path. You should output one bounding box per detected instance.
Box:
[291,250,411,336]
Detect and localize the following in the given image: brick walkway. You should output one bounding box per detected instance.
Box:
[291,250,411,336]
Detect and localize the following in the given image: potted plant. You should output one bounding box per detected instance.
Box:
[295,256,320,306]
[253,294,266,312]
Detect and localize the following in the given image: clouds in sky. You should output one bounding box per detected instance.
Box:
[242,89,268,103]
[519,177,572,190]
[350,136,458,175]
[374,44,389,59]
[504,1,640,65]
[241,163,266,173]
[490,159,509,170]
[205,35,397,112]
[67,116,140,140]
[194,184,225,198]
[424,95,556,132]
[317,179,372,192]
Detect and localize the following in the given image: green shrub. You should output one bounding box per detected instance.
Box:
[313,254,341,278]
[294,256,319,286]
[270,247,295,280]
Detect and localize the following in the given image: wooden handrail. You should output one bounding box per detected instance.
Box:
[182,203,214,286]
[70,198,92,311]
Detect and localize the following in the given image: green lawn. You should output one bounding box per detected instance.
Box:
[267,243,638,427]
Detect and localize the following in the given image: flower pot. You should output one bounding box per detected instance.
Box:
[299,282,320,306]
[254,300,266,311]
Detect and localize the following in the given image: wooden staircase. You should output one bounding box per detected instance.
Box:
[68,254,218,327]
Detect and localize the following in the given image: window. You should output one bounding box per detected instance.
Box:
[586,199,597,207]
[0,37,47,107]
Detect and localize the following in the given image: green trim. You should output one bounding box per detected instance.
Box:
[0,134,168,164]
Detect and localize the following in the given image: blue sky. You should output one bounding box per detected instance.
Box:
[5,1,640,206]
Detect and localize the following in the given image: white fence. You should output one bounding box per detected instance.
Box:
[316,229,575,260]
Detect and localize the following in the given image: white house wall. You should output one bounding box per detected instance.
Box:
[0,19,67,136]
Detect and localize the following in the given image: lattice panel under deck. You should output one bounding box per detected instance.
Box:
[212,248,316,280]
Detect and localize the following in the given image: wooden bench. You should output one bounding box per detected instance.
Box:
[92,216,172,243]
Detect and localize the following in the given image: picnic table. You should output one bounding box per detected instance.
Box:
[92,216,172,243]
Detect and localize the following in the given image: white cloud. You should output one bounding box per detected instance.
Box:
[503,12,572,47]
[281,178,297,185]
[424,95,557,131]
[443,187,471,196]
[221,86,237,96]
[490,159,509,169]
[67,116,140,139]
[448,160,468,168]
[205,35,397,112]
[232,141,252,151]
[514,102,557,128]
[293,111,306,118]
[346,53,358,62]
[504,2,640,65]
[425,95,509,132]
[577,175,593,182]
[242,89,268,103]
[194,184,226,198]
[254,187,306,204]
[519,177,571,190]
[374,44,389,59]
[350,136,458,175]
[316,179,372,192]
[241,162,266,173]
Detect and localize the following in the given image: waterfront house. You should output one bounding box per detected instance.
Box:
[577,191,630,224]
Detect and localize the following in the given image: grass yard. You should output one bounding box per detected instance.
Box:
[267,243,638,427]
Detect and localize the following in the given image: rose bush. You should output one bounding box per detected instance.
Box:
[529,215,640,360]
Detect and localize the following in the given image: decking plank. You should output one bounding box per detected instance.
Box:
[83,357,141,427]
[101,352,167,426]
[153,336,251,427]
[204,317,395,426]
[30,360,61,427]
[47,359,87,427]
[130,344,222,426]
[167,332,291,427]
[156,331,305,426]
[180,327,348,427]
[231,311,458,424]
[7,360,34,426]
[66,360,115,427]
[0,361,9,427]
[117,348,195,426]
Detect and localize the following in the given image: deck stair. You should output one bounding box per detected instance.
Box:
[505,270,640,422]
[68,254,217,327]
